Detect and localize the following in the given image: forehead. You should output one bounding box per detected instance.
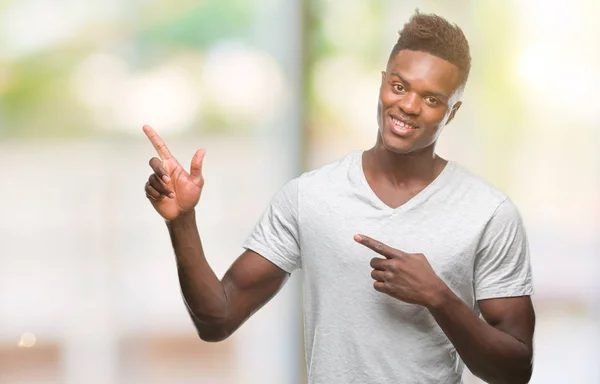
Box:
[387,50,461,95]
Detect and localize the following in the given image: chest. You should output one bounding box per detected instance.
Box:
[364,178,427,210]
[298,200,481,302]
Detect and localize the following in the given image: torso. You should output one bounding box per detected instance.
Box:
[295,150,507,384]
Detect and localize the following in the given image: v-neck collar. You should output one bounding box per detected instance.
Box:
[352,150,455,214]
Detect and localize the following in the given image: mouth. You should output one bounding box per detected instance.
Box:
[389,115,418,136]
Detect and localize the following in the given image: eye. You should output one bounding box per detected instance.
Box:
[424,96,439,106]
[392,83,405,93]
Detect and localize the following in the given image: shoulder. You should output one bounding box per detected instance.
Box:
[273,151,359,202]
[297,151,361,188]
[448,161,511,208]
[441,161,527,227]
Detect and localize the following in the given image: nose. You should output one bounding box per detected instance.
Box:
[398,92,421,116]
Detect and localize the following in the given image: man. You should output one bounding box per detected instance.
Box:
[143,12,535,384]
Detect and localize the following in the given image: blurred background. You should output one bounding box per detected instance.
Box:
[0,0,598,383]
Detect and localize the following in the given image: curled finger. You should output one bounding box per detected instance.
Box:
[370,257,388,271]
[145,182,163,201]
[370,269,387,282]
[149,157,171,184]
[373,281,387,293]
[149,174,174,198]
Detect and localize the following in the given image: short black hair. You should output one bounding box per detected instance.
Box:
[390,11,471,86]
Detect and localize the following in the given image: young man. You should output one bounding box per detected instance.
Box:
[143,12,535,384]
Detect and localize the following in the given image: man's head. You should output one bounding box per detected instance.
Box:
[377,11,471,155]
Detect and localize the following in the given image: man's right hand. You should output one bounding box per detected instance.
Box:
[143,125,206,221]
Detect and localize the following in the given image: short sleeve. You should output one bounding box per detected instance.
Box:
[242,178,301,274]
[474,198,534,301]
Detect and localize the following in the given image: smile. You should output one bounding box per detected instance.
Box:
[389,116,418,137]
[391,117,417,130]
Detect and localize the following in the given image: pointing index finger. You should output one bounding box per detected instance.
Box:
[354,234,397,259]
[143,125,173,160]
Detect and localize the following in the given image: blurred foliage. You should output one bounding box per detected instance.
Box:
[136,0,251,52]
[0,0,253,139]
[0,48,93,138]
[0,0,525,166]
[307,2,385,65]
[305,1,385,140]
[469,1,524,190]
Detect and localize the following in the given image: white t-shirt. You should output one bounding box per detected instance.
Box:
[243,151,534,384]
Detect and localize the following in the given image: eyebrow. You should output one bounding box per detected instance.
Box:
[390,71,449,100]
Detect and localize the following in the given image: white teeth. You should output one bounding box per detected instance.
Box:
[392,118,412,129]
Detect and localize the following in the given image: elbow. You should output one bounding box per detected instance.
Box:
[514,350,534,384]
[474,351,533,384]
[186,307,231,342]
[501,371,532,384]
[479,370,532,384]
[501,371,531,384]
[516,363,533,384]
[198,328,230,343]
[494,356,533,384]
[196,322,232,343]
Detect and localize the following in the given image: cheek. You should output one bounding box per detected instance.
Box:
[421,109,449,131]
[379,88,397,107]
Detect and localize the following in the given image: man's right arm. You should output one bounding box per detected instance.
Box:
[167,210,289,342]
[141,125,293,342]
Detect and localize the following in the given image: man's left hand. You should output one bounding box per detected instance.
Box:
[354,234,448,308]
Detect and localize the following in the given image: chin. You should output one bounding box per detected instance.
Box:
[383,143,415,155]
[379,124,438,156]
[380,129,417,154]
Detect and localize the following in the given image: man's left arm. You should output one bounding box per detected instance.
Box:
[429,289,535,384]
[355,196,535,384]
[436,197,535,383]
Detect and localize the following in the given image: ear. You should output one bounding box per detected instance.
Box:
[380,71,386,86]
[446,101,462,125]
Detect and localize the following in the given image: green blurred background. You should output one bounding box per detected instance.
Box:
[0,0,598,383]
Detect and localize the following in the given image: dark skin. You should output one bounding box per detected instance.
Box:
[143,49,534,383]
[143,125,288,342]
[354,235,534,384]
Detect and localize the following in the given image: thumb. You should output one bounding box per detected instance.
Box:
[189,149,205,184]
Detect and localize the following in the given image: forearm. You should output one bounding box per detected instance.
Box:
[166,210,228,332]
[428,288,532,384]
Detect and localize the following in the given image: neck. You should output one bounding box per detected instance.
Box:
[365,138,445,186]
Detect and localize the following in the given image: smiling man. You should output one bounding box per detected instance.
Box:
[143,11,535,384]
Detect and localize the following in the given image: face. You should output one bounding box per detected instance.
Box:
[377,49,463,155]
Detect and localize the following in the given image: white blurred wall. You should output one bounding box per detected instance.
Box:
[0,137,302,384]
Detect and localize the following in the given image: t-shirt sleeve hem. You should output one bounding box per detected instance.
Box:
[475,283,534,301]
[242,239,298,274]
